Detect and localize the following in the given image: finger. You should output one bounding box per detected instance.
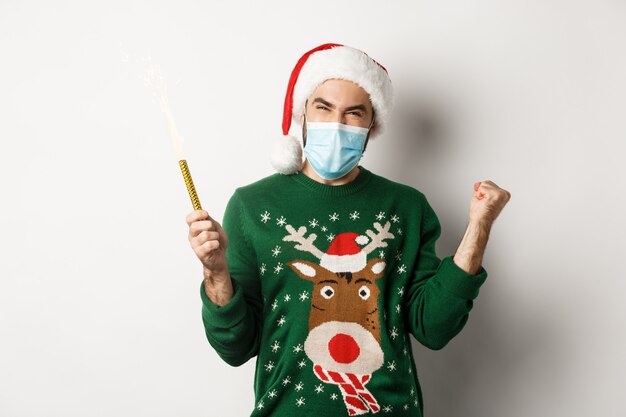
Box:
[475,181,494,194]
[200,239,220,254]
[194,230,220,246]
[473,182,486,198]
[481,180,501,190]
[189,220,215,238]
[478,181,497,191]
[478,181,505,197]
[193,236,220,258]
[185,210,205,226]
[186,210,211,226]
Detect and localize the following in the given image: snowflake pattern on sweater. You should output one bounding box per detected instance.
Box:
[199,166,488,417]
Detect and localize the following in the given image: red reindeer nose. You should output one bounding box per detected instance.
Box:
[328,333,361,364]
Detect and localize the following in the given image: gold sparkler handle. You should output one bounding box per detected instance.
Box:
[179,160,202,211]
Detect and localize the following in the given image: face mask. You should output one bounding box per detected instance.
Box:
[303,121,370,180]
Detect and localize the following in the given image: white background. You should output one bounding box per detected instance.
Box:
[1,1,625,416]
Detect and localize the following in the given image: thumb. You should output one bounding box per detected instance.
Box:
[473,181,486,200]
[198,209,218,222]
[203,210,226,234]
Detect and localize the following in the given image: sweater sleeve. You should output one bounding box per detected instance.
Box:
[199,189,263,366]
[403,194,488,350]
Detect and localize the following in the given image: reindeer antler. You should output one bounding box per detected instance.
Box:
[361,221,395,255]
[283,224,325,260]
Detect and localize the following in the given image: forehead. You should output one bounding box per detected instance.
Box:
[308,79,372,108]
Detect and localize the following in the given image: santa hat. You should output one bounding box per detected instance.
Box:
[271,43,394,175]
[320,232,370,273]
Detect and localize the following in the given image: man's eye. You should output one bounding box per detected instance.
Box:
[348,112,363,117]
[316,106,329,111]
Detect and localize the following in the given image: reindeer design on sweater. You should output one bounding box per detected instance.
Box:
[283,221,395,415]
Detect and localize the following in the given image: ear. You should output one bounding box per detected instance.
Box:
[300,99,308,124]
[366,258,386,280]
[287,260,325,282]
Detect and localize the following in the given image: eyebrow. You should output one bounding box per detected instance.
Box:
[312,97,369,113]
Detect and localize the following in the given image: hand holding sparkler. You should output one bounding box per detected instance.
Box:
[186,210,234,306]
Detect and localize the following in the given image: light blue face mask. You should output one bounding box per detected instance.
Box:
[303,121,371,180]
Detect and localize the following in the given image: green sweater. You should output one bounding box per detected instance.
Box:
[199,166,488,417]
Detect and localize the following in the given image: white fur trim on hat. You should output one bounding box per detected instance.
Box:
[292,45,394,139]
[320,251,367,273]
[270,134,303,174]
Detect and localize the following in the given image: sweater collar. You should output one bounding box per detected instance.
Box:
[290,165,373,197]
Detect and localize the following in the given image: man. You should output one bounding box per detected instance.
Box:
[187,43,510,416]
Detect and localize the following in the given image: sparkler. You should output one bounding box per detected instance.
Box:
[144,56,202,210]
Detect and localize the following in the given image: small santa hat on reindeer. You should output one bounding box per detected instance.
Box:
[271,43,395,175]
[320,232,370,273]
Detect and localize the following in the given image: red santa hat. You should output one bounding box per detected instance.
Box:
[320,232,370,273]
[271,43,394,175]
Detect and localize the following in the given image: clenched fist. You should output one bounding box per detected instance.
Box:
[186,210,233,305]
[469,180,511,226]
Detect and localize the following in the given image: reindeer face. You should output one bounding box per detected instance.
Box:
[288,258,386,374]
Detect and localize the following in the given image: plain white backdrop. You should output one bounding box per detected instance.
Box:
[1,1,625,416]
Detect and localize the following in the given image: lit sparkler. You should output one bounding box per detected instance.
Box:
[144,57,202,210]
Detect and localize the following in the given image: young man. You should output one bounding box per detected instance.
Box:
[187,43,510,416]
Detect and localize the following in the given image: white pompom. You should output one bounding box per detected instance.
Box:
[270,134,304,175]
[356,235,369,245]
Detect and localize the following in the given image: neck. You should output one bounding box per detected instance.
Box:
[300,161,361,185]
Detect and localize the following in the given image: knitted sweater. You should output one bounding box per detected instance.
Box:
[199,166,488,417]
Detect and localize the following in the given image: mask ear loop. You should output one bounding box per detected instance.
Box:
[302,100,308,147]
[362,108,376,153]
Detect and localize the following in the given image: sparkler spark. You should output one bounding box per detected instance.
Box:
[143,56,186,161]
[123,46,202,211]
